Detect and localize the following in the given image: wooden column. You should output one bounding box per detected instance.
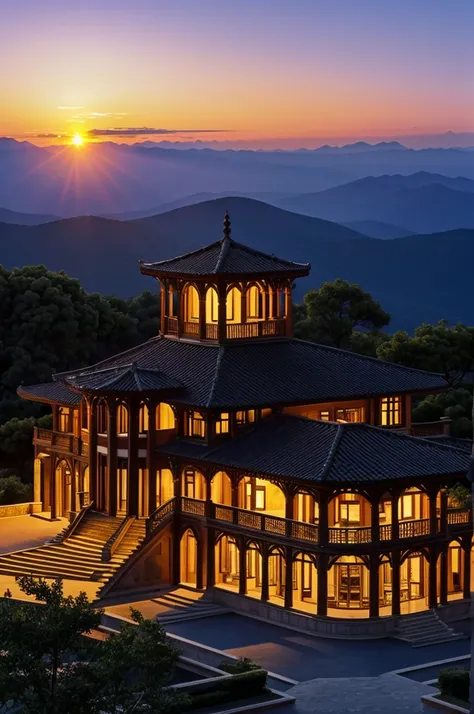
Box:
[147,402,157,514]
[391,549,401,616]
[107,400,118,517]
[199,293,206,339]
[196,533,204,589]
[239,539,247,595]
[127,399,140,517]
[160,282,166,335]
[50,458,57,520]
[284,546,293,609]
[369,556,379,618]
[89,399,98,507]
[463,540,471,600]
[439,490,448,536]
[217,283,227,342]
[317,553,328,617]
[261,547,269,602]
[231,481,239,508]
[391,490,400,541]
[285,489,294,538]
[429,489,438,536]
[318,490,329,545]
[171,469,181,585]
[371,493,380,543]
[404,394,412,430]
[440,546,448,606]
[428,547,438,609]
[176,285,182,338]
[206,528,215,589]
[71,462,77,516]
[284,283,293,337]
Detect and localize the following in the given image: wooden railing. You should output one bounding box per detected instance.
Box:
[144,497,471,548]
[181,497,206,516]
[447,507,471,526]
[209,503,319,544]
[205,323,218,340]
[33,427,84,456]
[329,526,371,544]
[183,321,200,338]
[398,518,430,539]
[166,316,178,334]
[146,497,176,537]
[226,319,285,340]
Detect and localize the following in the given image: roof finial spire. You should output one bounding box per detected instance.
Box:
[223,209,231,241]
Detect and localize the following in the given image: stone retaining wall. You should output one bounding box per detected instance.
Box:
[0,502,42,518]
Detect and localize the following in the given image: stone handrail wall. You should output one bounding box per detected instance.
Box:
[0,501,42,518]
[102,516,135,562]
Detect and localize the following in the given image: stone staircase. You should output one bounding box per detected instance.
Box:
[0,511,146,588]
[393,609,467,647]
[152,588,229,625]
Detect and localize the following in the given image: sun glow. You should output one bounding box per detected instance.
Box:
[71,132,84,147]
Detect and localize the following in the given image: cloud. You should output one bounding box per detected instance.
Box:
[57,106,84,110]
[87,126,231,137]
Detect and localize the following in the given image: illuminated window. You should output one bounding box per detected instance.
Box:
[216,412,230,435]
[187,411,206,438]
[58,407,70,433]
[247,285,261,319]
[118,459,127,512]
[117,404,128,434]
[255,486,266,510]
[236,409,257,427]
[340,501,360,524]
[380,397,401,426]
[81,401,88,430]
[184,284,199,322]
[139,403,149,433]
[261,408,272,418]
[206,287,218,323]
[156,403,175,430]
[226,287,241,323]
[398,494,414,520]
[319,410,330,421]
[336,407,364,423]
[184,469,196,498]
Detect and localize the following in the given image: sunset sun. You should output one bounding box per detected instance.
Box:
[71,132,84,147]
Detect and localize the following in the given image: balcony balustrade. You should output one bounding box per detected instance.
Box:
[33,427,83,456]
[174,498,470,546]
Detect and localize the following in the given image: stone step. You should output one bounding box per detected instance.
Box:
[158,606,229,625]
[412,632,467,648]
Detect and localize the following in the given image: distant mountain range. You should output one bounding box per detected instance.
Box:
[2,137,474,216]
[0,196,473,330]
[279,173,474,233]
[0,206,60,225]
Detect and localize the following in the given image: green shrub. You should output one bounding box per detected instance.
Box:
[439,668,469,702]
[219,657,261,674]
[186,669,268,710]
[0,474,32,505]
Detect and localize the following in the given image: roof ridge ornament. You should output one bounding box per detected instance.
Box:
[223,209,231,241]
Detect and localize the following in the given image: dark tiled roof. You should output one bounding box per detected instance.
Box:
[17,382,82,407]
[53,336,447,408]
[140,238,309,278]
[421,435,472,453]
[65,363,183,394]
[160,414,470,485]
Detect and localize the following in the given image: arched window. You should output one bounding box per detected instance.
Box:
[117,404,128,435]
[184,284,199,323]
[139,403,149,433]
[247,285,262,320]
[58,407,71,433]
[226,287,242,324]
[156,403,175,430]
[206,287,218,323]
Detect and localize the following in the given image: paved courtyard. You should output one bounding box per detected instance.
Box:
[165,612,470,680]
[0,515,65,554]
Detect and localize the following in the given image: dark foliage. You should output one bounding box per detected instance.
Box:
[438,668,469,703]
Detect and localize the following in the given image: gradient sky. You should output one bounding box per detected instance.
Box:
[1,0,473,146]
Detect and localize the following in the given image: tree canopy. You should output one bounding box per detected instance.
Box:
[294,278,391,350]
[0,576,186,714]
[377,321,474,386]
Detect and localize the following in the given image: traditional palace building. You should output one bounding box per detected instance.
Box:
[15,213,472,630]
